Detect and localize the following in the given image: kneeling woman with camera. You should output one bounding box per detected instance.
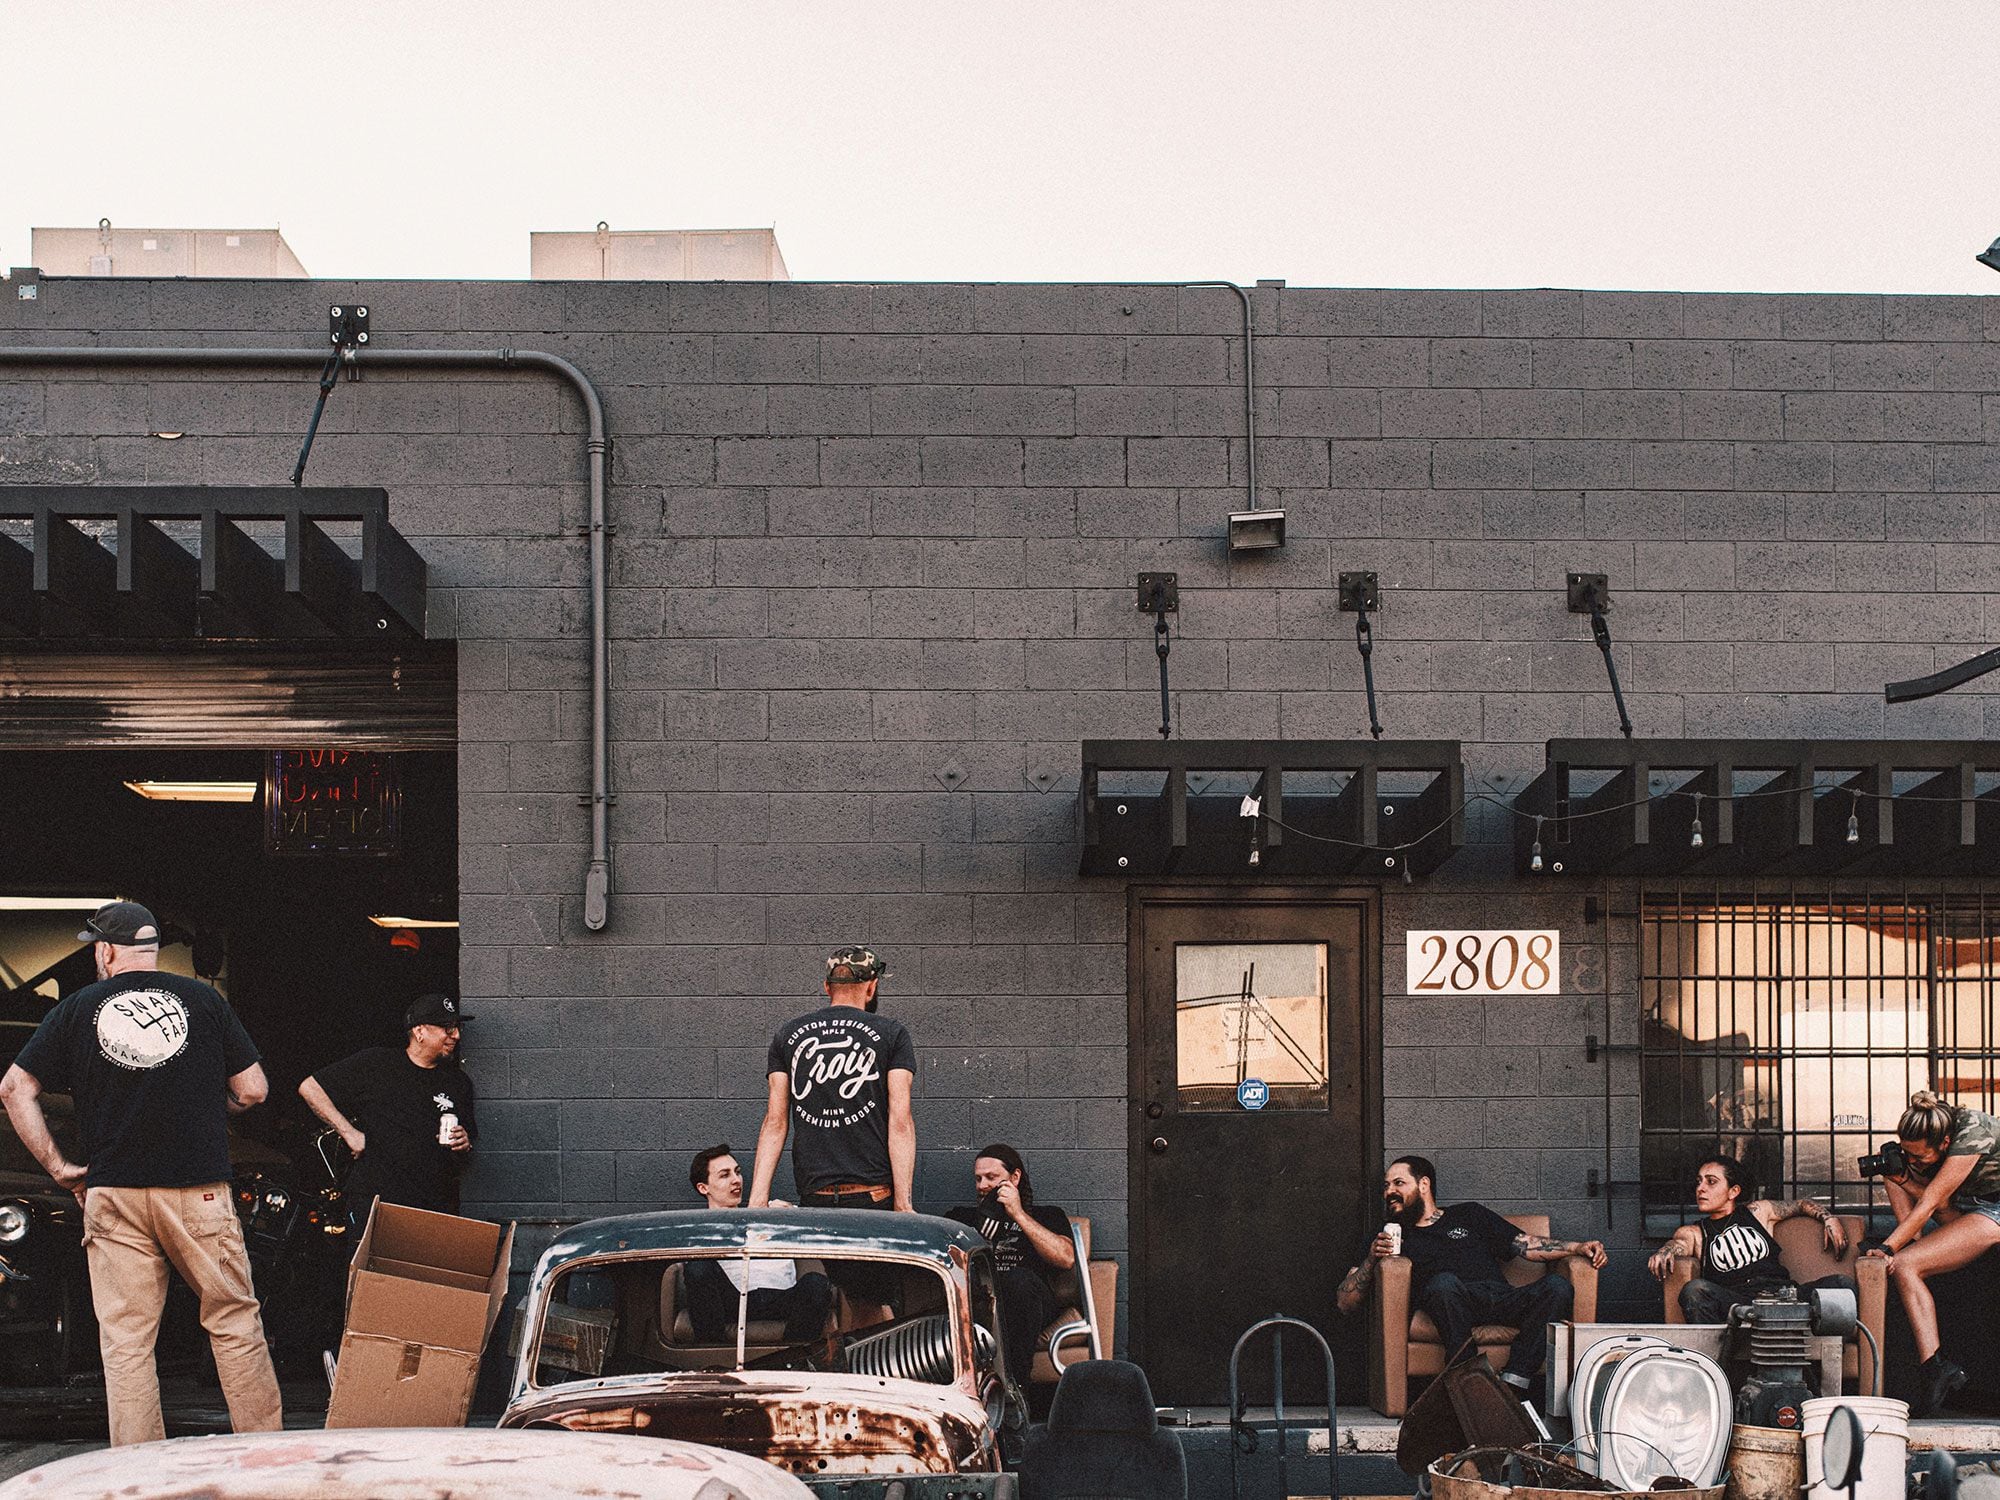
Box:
[1867,1089,2000,1414]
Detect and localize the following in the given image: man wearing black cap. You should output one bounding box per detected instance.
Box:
[298,993,477,1224]
[0,901,282,1446]
[749,946,916,1214]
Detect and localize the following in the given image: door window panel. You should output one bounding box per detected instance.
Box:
[1175,942,1329,1111]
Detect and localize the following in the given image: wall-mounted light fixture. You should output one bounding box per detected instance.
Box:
[1567,573,1633,739]
[1227,508,1286,552]
[1339,571,1384,739]
[123,780,257,802]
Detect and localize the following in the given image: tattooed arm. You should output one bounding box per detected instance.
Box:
[1514,1231,1609,1269]
[1334,1257,1376,1316]
[1758,1196,1846,1255]
[1336,1227,1401,1316]
[1647,1223,1702,1281]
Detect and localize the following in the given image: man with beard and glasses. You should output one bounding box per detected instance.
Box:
[1336,1154,1606,1396]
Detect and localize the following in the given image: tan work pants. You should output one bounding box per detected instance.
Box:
[83,1182,284,1446]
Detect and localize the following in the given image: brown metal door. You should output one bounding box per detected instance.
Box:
[1130,889,1375,1406]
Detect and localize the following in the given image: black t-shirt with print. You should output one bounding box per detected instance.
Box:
[1697,1203,1788,1290]
[766,1006,916,1194]
[311,1046,477,1214]
[1382,1202,1522,1293]
[14,971,259,1189]
[947,1200,1074,1291]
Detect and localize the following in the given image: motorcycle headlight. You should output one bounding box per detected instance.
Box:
[0,1203,30,1244]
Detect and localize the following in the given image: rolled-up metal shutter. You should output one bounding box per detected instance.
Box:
[0,645,455,748]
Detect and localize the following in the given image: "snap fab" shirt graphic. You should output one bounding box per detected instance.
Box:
[787,1017,885,1130]
[95,987,191,1071]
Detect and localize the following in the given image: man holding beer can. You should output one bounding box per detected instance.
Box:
[299,993,477,1226]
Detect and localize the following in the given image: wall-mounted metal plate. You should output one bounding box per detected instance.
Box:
[328,303,371,348]
[1567,572,1609,613]
[1338,571,1380,612]
[1137,572,1178,613]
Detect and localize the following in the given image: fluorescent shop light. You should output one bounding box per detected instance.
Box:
[122,781,258,803]
[367,916,460,930]
[0,897,120,912]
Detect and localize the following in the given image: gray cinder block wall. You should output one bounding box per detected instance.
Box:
[6,278,2000,1322]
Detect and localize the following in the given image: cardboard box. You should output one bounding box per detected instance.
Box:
[324,1201,514,1429]
[505,1300,614,1378]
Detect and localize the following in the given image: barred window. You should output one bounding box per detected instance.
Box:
[1639,893,2000,1223]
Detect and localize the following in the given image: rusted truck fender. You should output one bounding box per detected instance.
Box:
[502,1369,999,1477]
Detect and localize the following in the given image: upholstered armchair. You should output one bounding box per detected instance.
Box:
[1028,1216,1120,1387]
[1368,1213,1598,1418]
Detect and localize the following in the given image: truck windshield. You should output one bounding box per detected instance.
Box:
[524,1250,978,1388]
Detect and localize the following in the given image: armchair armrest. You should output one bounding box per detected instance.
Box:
[1554,1253,1599,1323]
[1663,1251,1695,1323]
[1368,1256,1412,1417]
[1853,1254,1886,1395]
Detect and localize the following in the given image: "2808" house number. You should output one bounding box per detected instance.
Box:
[1405,930,1560,996]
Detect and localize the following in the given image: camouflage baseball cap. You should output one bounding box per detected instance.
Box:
[826,946,888,984]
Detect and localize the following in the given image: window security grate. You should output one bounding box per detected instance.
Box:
[1640,887,2000,1222]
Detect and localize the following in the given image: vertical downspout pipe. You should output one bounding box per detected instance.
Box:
[0,343,616,930]
[1181,281,1256,512]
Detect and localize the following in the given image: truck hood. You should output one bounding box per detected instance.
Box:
[500,1369,997,1477]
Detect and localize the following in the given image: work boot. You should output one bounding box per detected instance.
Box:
[1914,1353,1967,1417]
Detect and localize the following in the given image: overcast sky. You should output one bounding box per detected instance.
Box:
[8,1,1998,293]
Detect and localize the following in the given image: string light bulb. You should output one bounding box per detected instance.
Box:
[1530,816,1545,874]
[1846,792,1861,846]
[1689,790,1704,850]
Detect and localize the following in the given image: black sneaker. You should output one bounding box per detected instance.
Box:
[1914,1354,1967,1417]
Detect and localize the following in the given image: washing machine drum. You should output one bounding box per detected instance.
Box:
[1565,1334,1669,1424]
[1590,1347,1732,1490]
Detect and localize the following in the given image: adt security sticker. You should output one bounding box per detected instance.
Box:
[1237,1077,1269,1110]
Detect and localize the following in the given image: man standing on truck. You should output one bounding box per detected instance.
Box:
[749,947,916,1214]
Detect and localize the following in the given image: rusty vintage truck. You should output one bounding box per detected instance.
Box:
[499,1208,1026,1499]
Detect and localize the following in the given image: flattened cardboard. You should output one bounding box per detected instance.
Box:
[325,1200,514,1430]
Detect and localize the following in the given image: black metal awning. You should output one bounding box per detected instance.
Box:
[1512,738,2000,877]
[0,487,426,641]
[1079,738,1464,879]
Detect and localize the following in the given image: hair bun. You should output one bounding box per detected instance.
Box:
[1912,1089,1942,1109]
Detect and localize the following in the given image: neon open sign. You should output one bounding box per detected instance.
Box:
[264,750,401,857]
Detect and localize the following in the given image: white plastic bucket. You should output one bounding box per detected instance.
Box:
[1801,1395,1909,1500]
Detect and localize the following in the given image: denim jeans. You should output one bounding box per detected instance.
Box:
[1418,1271,1574,1377]
[1678,1273,1854,1324]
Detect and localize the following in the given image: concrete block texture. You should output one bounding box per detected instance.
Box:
[8,276,1998,1261]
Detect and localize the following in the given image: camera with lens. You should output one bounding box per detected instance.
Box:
[1857,1140,1908,1178]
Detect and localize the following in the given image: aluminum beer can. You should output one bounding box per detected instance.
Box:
[438,1112,458,1145]
[1383,1222,1402,1255]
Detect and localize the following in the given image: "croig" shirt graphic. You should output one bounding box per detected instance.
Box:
[787,1018,884,1130]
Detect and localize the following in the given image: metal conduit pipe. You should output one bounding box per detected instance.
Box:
[0,343,616,930]
[1180,281,1257,513]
